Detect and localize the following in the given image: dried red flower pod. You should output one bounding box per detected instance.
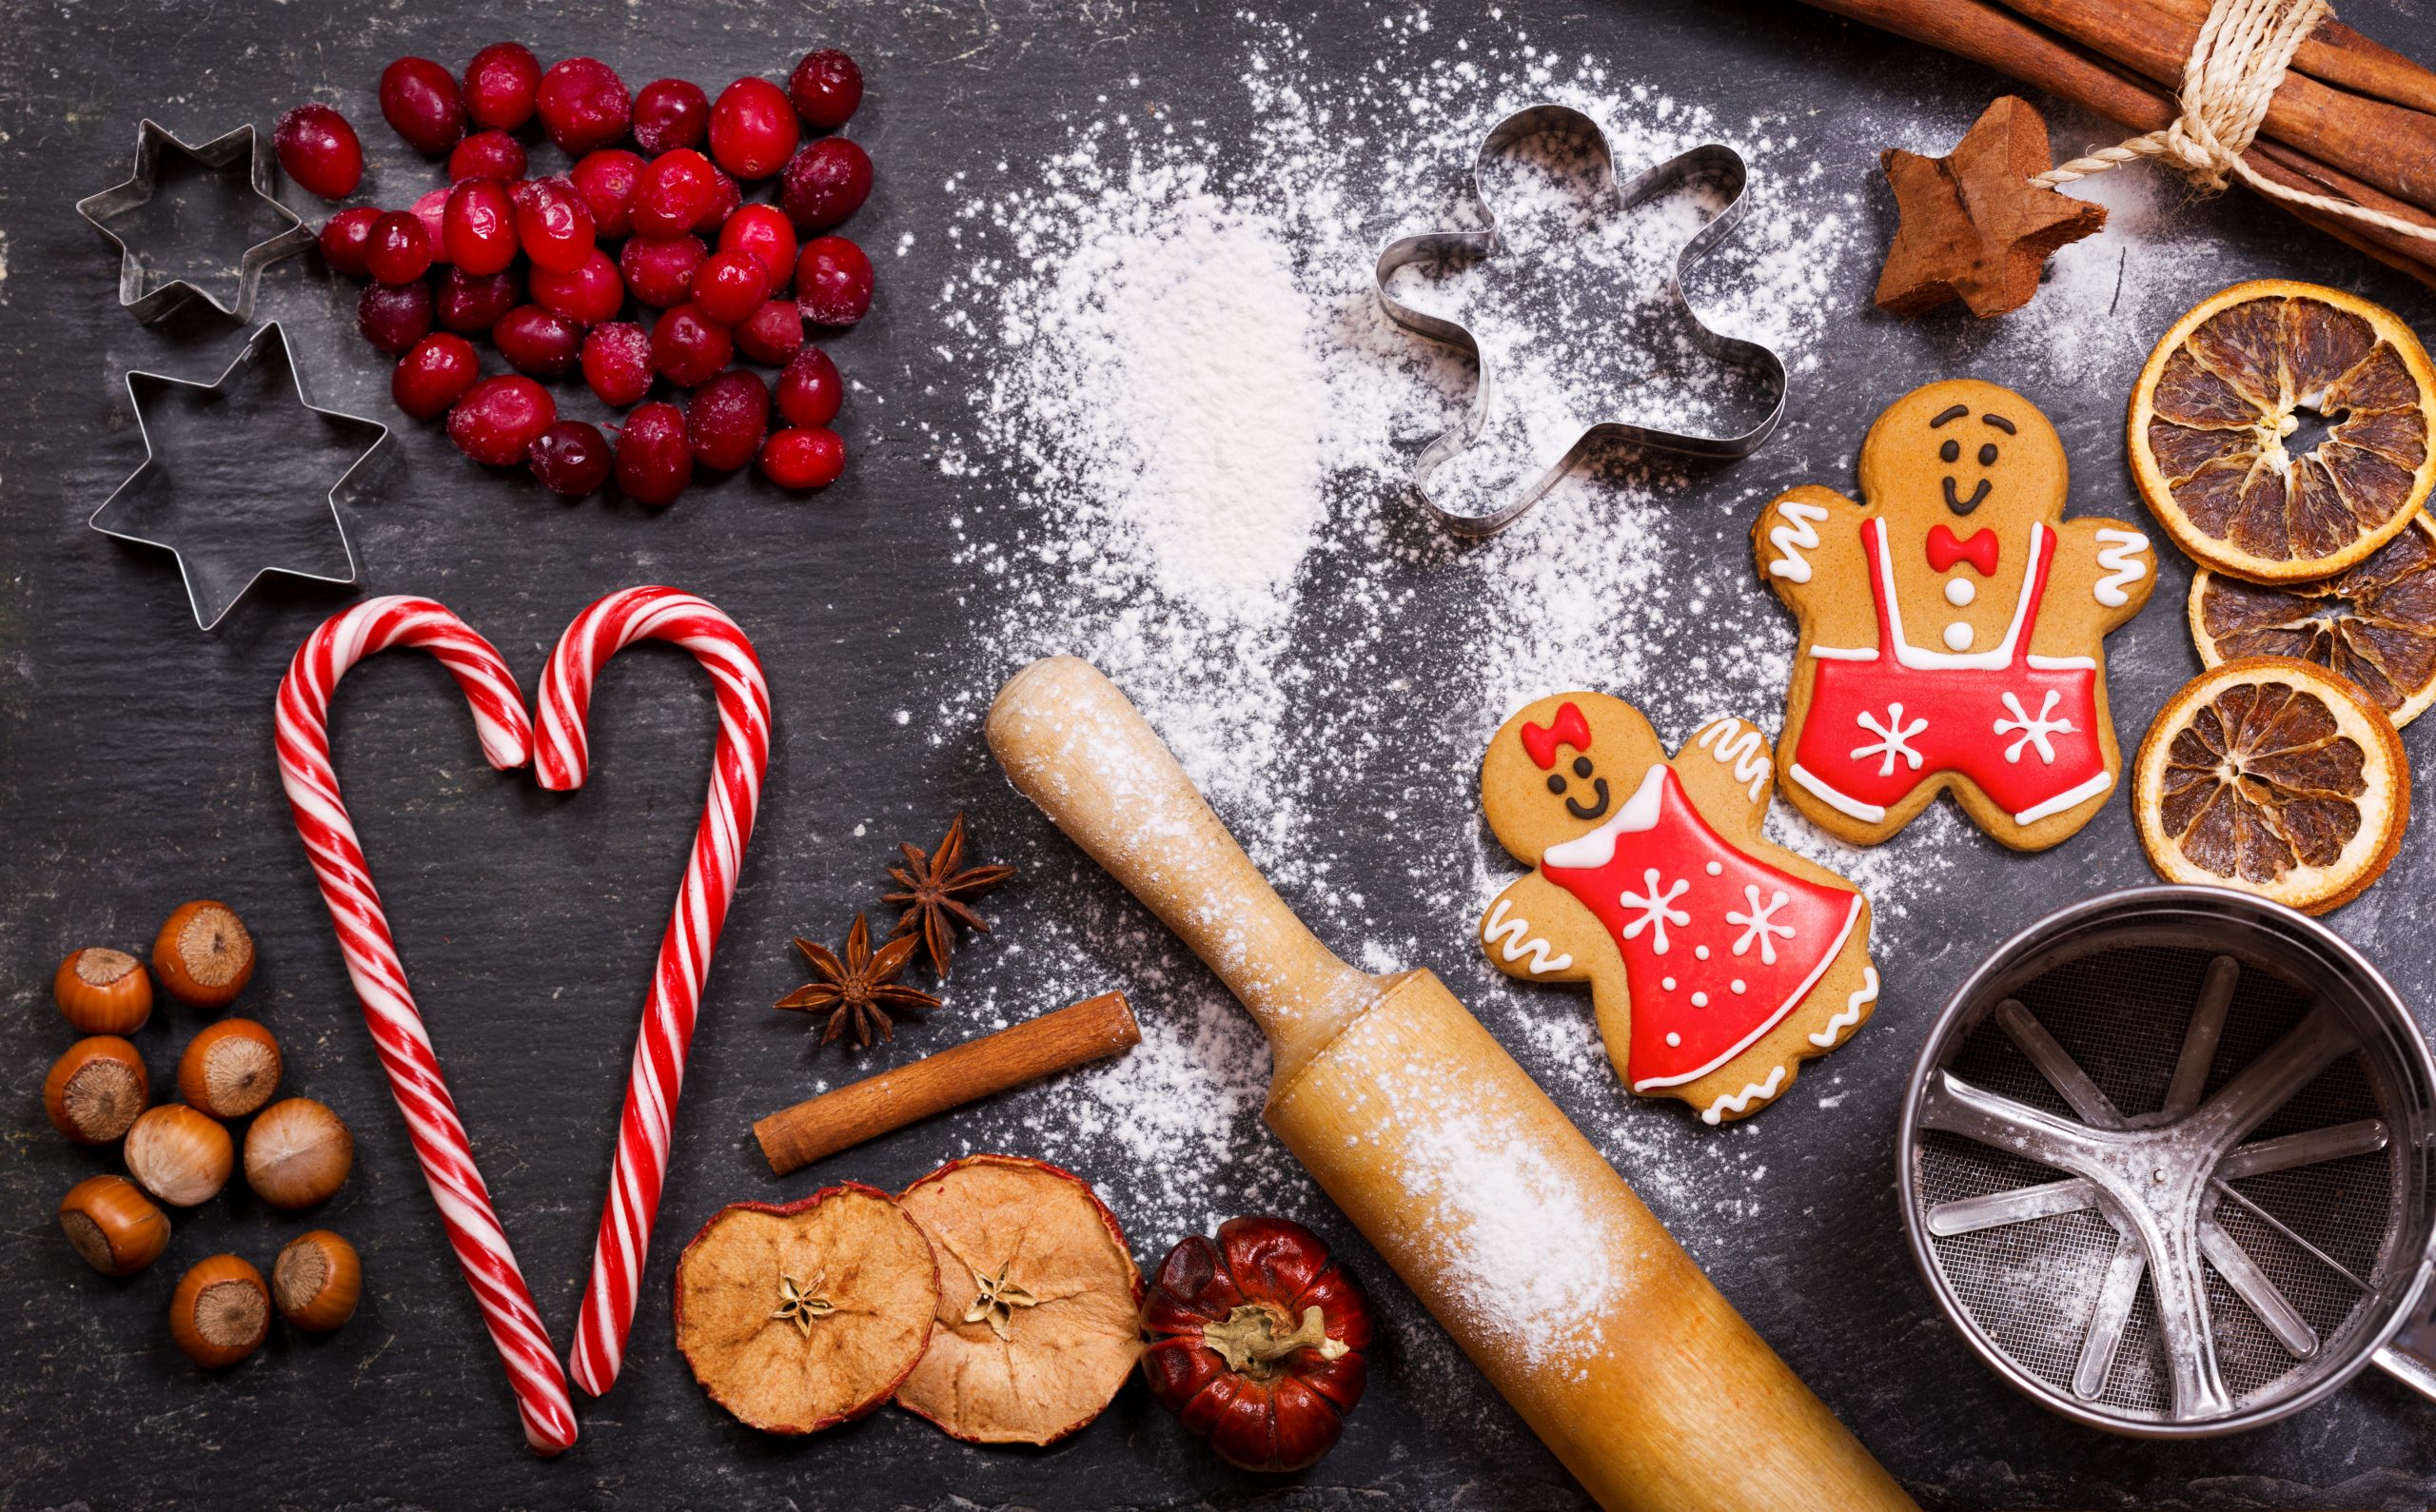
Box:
[1139,1215,1370,1472]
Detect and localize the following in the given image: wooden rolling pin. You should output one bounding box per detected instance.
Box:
[987,658,1915,1512]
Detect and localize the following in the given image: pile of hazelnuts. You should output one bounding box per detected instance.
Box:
[46,901,363,1369]
[270,44,870,503]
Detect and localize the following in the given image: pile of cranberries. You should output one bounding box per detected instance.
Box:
[273,44,869,503]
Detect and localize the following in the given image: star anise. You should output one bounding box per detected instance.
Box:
[776,913,940,1048]
[883,811,1017,978]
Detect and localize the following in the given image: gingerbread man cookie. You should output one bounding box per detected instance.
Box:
[1478,693,1879,1124]
[1753,379,2155,850]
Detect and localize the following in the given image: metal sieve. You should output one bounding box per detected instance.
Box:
[1897,885,2436,1435]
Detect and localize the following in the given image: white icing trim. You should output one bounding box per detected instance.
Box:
[1637,893,1863,1091]
[1810,644,1879,661]
[2013,768,2114,825]
[1701,1066,1786,1125]
[2024,654,2097,671]
[1482,898,1573,975]
[1808,966,1878,1048]
[1542,764,1668,871]
[1789,761,1887,823]
[1693,716,1770,801]
[1876,519,2047,671]
[2092,528,2151,608]
[1766,501,1830,583]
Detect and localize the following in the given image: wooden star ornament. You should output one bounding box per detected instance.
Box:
[1876,96,2109,320]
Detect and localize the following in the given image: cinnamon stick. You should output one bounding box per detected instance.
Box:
[752,992,1140,1175]
[2139,0,2436,117]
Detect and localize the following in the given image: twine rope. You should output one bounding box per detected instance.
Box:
[2029,0,2436,244]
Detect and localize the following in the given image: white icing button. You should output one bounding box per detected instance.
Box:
[1665,1031,1681,1048]
[1691,992,1710,1008]
[1695,945,1711,961]
[1661,975,1677,992]
[1945,577,1975,606]
[1731,978,1747,994]
[1942,620,1974,651]
[1704,860,1723,875]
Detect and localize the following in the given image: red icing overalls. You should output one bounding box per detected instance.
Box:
[1541,764,1862,1091]
[1788,518,2112,827]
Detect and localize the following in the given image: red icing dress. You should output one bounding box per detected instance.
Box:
[1541,764,1862,1092]
[1788,517,2112,827]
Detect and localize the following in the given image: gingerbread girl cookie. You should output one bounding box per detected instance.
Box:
[1478,693,1879,1124]
[1753,379,2155,850]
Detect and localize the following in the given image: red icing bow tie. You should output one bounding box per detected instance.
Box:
[1522,700,1592,770]
[1927,524,1999,575]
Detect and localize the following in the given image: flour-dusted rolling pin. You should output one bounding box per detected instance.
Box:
[988,658,1914,1512]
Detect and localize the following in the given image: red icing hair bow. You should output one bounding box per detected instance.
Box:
[1927,524,1999,576]
[1521,701,1592,770]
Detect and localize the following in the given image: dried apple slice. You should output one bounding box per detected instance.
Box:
[2191,513,2436,727]
[2132,657,2408,913]
[893,1154,1143,1445]
[2132,280,2436,581]
[673,1182,939,1435]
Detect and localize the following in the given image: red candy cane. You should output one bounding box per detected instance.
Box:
[274,598,579,1456]
[536,585,772,1398]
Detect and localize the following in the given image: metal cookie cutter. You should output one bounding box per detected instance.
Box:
[91,324,386,631]
[1372,104,1789,537]
[76,120,313,324]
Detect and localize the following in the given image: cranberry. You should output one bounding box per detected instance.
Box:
[447,129,526,182]
[319,206,381,277]
[494,304,584,377]
[448,376,557,466]
[615,403,694,505]
[779,138,872,232]
[651,304,734,387]
[358,281,435,353]
[717,205,796,292]
[570,149,646,238]
[787,49,863,131]
[392,333,481,420]
[686,370,771,471]
[529,249,624,325]
[619,234,705,308]
[631,78,710,154]
[514,177,596,273]
[464,42,541,130]
[274,104,363,200]
[632,149,717,239]
[364,211,434,284]
[536,57,631,154]
[380,57,464,155]
[581,322,656,407]
[776,346,843,427]
[410,187,454,262]
[691,251,770,326]
[709,78,798,181]
[529,420,613,497]
[760,426,846,490]
[442,179,519,275]
[436,266,522,333]
[734,299,805,364]
[795,236,874,326]
[695,167,741,236]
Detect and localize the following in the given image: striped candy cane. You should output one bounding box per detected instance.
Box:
[274,598,579,1456]
[536,586,772,1399]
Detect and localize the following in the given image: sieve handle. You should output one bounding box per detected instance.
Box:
[2375,1332,2436,1406]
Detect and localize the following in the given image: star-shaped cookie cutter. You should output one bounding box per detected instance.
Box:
[1373,104,1790,537]
[90,323,386,631]
[76,120,314,324]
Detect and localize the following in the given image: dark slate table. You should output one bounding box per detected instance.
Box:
[8,1,2436,1507]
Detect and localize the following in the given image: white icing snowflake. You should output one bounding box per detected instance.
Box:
[1851,703,1928,776]
[1994,689,2075,764]
[1724,884,1796,965]
[1616,869,1692,955]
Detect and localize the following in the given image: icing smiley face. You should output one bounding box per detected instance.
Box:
[1859,379,2069,543]
[1931,403,2014,515]
[1485,695,1668,863]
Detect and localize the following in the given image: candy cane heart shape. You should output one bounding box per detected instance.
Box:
[534,586,773,1399]
[274,598,580,1456]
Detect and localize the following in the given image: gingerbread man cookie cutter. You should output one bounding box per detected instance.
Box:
[1373,104,1789,538]
[76,119,314,325]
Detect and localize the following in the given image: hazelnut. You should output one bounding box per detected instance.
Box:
[43,1035,150,1144]
[53,947,153,1034]
[273,1229,363,1331]
[169,1254,270,1367]
[57,1174,171,1277]
[244,1097,353,1208]
[151,900,255,1009]
[124,1103,235,1208]
[177,1018,283,1118]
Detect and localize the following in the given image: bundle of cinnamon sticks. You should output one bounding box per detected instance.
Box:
[1798,0,2436,287]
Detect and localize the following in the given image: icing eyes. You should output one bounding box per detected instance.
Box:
[1939,439,1959,463]
[1572,756,1593,777]
[1979,442,1998,466]
[1546,775,1566,795]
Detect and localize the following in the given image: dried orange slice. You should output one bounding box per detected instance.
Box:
[2132,658,2407,913]
[2191,512,2436,727]
[2131,280,2435,580]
